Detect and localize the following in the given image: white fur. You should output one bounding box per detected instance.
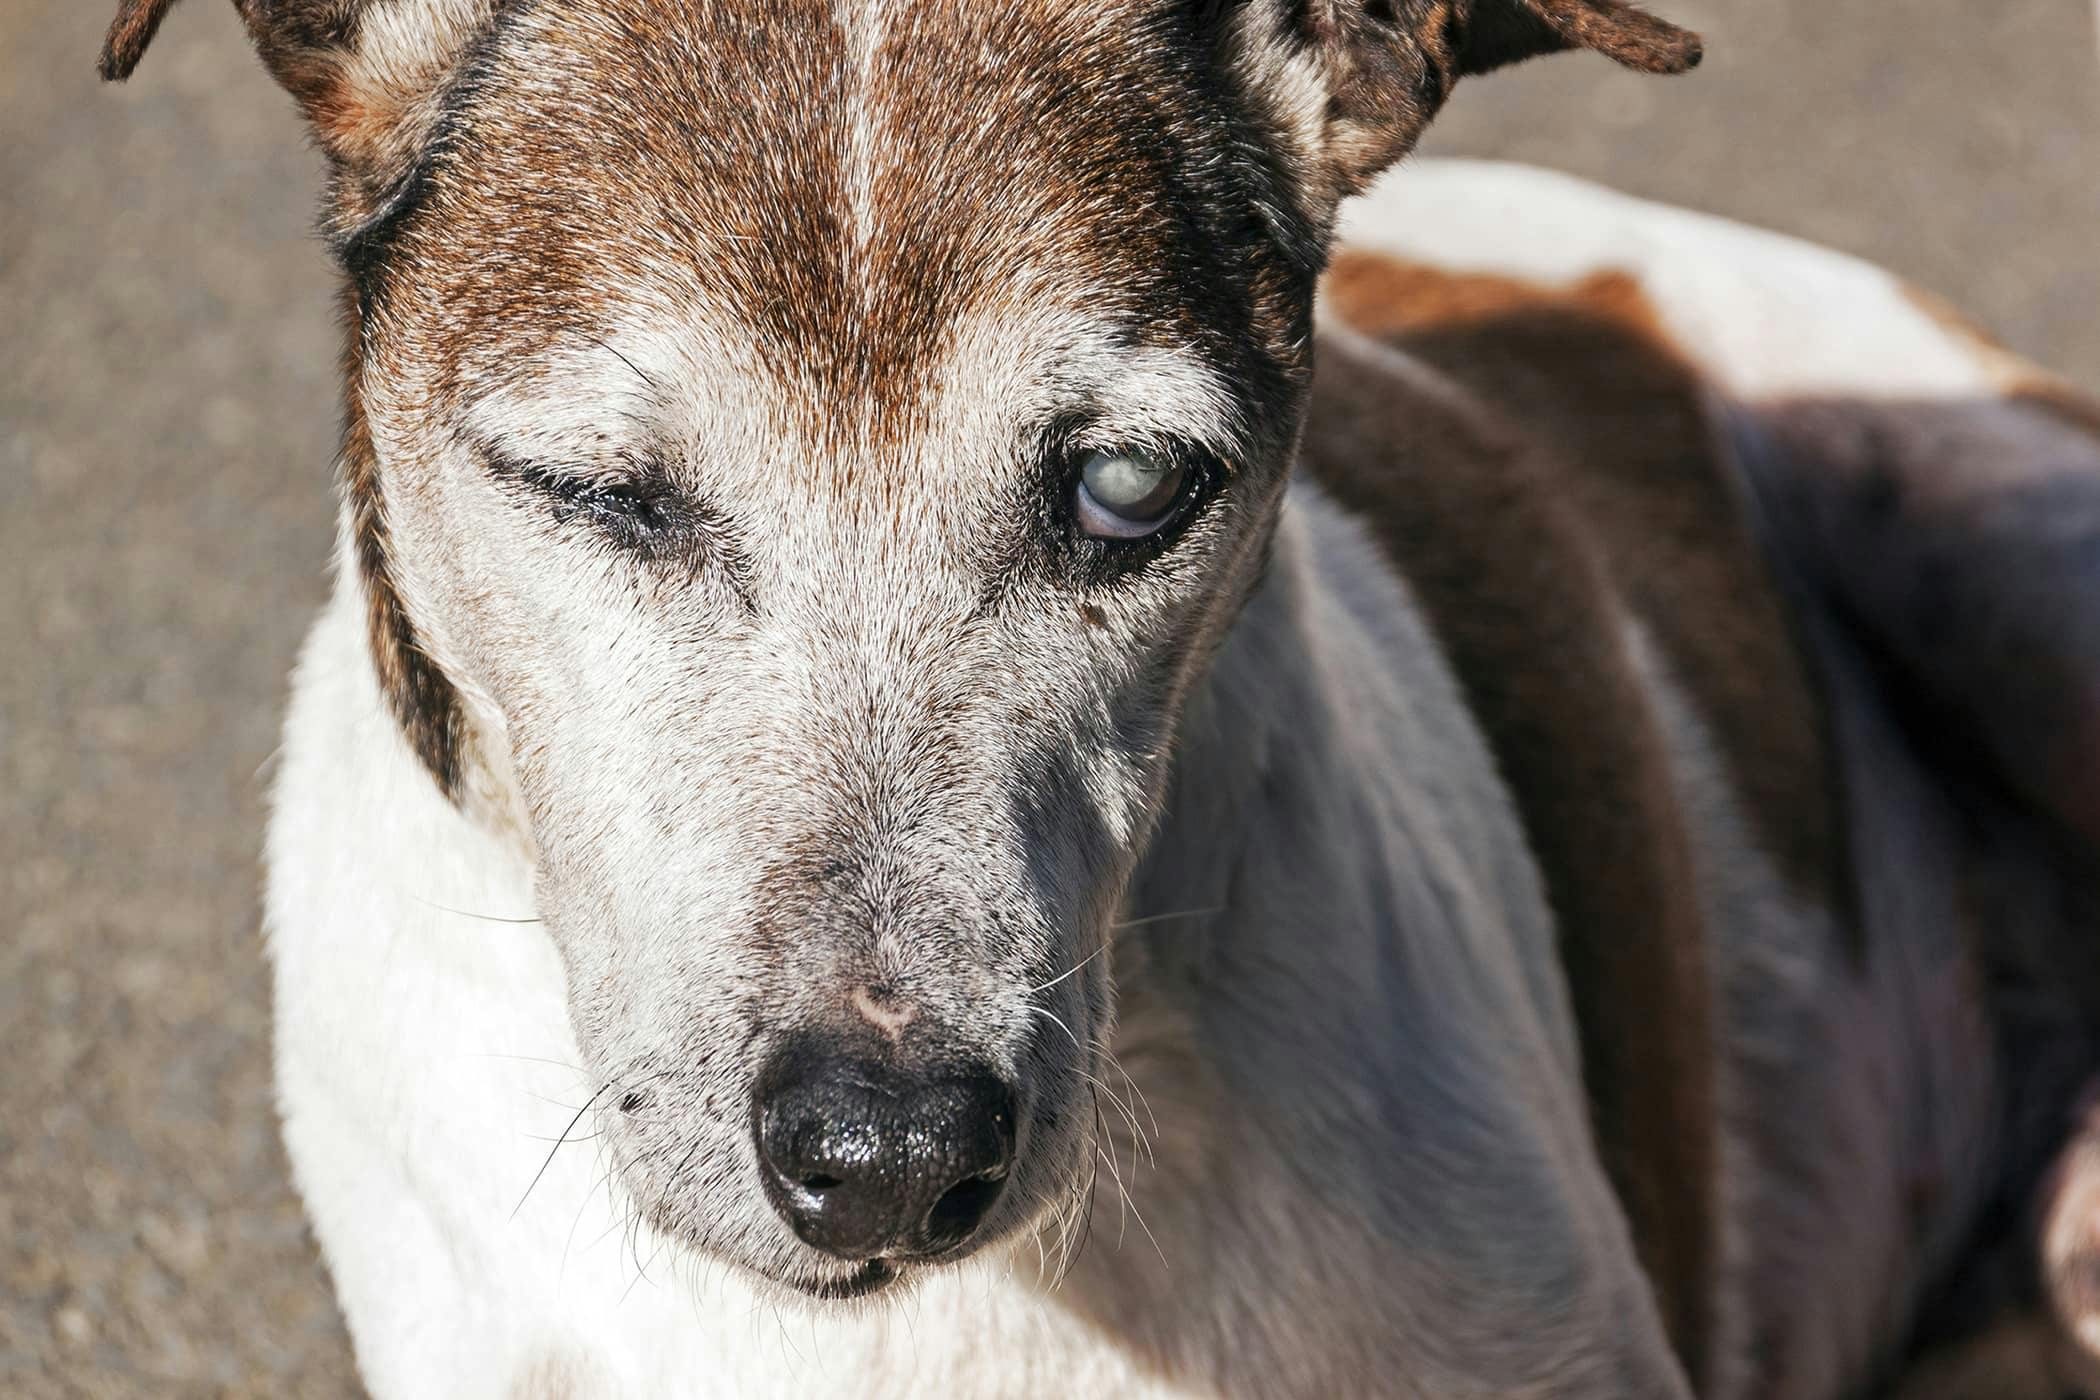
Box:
[275,483,1653,1396]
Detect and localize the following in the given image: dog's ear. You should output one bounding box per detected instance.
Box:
[100,0,493,207]
[1230,0,1700,206]
[1449,0,1703,78]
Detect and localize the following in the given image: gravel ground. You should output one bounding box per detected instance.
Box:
[3,2,2095,1395]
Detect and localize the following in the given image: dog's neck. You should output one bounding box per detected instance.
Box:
[1124,474,1568,1041]
[1026,478,1611,1388]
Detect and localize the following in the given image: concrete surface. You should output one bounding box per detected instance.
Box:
[2,1,2094,1395]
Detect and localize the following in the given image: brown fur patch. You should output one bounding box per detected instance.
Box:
[97,0,181,80]
[1306,248,1871,1385]
[1326,249,1670,343]
[1328,251,1846,906]
[1301,331,1723,1382]
[340,287,466,799]
[365,0,1313,454]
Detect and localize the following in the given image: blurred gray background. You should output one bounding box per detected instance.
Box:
[2,0,2095,1394]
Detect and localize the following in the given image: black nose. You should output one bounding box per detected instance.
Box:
[755,1056,1016,1261]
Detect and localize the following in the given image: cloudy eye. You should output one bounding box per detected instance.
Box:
[1075,447,1188,539]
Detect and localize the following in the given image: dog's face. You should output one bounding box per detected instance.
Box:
[367,0,1316,1299]
[107,0,1695,1300]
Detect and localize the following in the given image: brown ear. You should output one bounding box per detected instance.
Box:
[100,0,493,210]
[1454,0,1703,78]
[1234,0,1700,207]
[98,0,182,81]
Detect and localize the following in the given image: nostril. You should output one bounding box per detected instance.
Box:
[801,1173,843,1192]
[925,1169,1005,1242]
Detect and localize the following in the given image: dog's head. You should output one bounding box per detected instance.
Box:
[106,0,1695,1299]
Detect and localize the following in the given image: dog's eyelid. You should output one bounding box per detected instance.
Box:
[475,437,672,488]
[1040,415,1235,478]
[478,443,708,540]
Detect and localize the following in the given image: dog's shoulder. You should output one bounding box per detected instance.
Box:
[1299,165,1928,1376]
[1322,229,1844,882]
[1312,172,1852,916]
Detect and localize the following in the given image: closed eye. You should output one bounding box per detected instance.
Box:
[483,449,753,605]
[513,461,679,534]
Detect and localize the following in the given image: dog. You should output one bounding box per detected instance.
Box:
[100,0,2100,1395]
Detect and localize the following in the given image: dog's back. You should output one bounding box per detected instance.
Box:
[1321,161,2100,1395]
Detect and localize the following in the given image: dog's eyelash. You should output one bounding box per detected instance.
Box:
[491,456,758,608]
[531,469,671,529]
[496,456,683,536]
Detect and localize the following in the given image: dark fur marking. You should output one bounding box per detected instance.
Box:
[98,0,181,79]
[1326,250,1849,910]
[341,286,467,799]
[339,155,443,293]
[1751,394,2100,1384]
[1744,395,2100,859]
[1301,328,1721,1381]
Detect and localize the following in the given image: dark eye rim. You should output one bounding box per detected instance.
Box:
[1046,428,1222,580]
